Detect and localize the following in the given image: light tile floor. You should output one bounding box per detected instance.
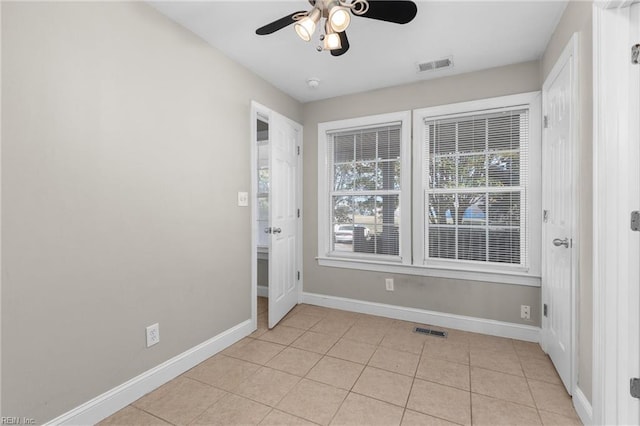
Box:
[100,298,582,425]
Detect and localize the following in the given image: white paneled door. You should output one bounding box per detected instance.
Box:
[542,34,577,394]
[631,4,640,423]
[594,5,640,424]
[268,111,301,328]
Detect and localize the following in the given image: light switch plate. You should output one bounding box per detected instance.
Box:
[237,192,249,207]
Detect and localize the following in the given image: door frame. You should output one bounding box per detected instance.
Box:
[250,101,303,331]
[593,3,640,425]
[541,32,580,396]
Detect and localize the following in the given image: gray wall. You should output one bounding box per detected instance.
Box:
[302,61,543,326]
[541,0,593,403]
[1,1,300,422]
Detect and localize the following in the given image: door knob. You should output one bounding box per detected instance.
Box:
[552,237,569,248]
[264,227,272,234]
[272,227,282,234]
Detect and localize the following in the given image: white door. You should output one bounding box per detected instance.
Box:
[631,4,640,422]
[542,35,576,394]
[594,5,640,423]
[268,111,301,328]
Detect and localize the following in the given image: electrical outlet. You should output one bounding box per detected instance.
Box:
[520,305,531,320]
[146,323,160,347]
[385,278,394,291]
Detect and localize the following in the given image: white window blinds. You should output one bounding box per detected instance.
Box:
[424,108,529,267]
[329,124,402,258]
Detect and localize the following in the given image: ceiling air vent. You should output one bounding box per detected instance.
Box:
[417,57,453,73]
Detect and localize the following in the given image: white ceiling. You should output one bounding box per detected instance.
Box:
[150,1,567,103]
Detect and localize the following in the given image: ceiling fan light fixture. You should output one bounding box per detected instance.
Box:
[294,8,321,42]
[328,4,351,32]
[324,32,342,50]
[256,0,417,56]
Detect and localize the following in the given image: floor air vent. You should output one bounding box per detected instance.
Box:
[414,326,448,338]
[417,57,453,73]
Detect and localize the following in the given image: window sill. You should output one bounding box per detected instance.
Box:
[316,256,540,287]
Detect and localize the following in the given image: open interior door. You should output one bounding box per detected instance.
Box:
[268,111,301,328]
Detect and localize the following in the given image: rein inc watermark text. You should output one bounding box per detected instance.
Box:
[1,418,35,425]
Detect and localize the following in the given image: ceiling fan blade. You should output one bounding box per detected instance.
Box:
[354,0,417,24]
[255,11,306,35]
[331,31,350,56]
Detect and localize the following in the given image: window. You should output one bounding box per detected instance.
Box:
[415,93,541,279]
[318,112,412,264]
[318,94,540,286]
[424,109,529,267]
[332,126,400,256]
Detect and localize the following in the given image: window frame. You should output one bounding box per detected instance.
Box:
[412,92,542,281]
[316,93,541,287]
[318,111,413,266]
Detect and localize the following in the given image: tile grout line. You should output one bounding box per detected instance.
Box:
[469,390,543,411]
[513,340,547,425]
[469,339,474,426]
[261,408,323,426]
[132,375,231,426]
[255,407,274,426]
[325,317,410,425]
[131,405,179,426]
[225,373,304,415]
[400,336,426,425]
[212,324,309,415]
[404,339,468,426]
[346,389,409,410]
[273,316,349,425]
[513,343,580,419]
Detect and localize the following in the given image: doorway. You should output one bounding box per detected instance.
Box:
[250,102,303,330]
[541,33,579,395]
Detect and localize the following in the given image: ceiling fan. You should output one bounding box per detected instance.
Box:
[255,0,418,56]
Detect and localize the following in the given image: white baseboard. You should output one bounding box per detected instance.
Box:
[573,386,593,425]
[257,285,268,298]
[45,319,254,426]
[301,292,541,342]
